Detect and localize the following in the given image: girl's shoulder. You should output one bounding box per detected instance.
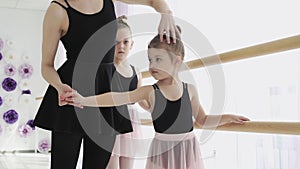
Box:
[136,85,156,99]
[184,82,197,97]
[138,84,156,91]
[130,65,140,73]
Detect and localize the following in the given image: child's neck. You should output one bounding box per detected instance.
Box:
[114,59,133,77]
[157,76,181,86]
[114,59,129,67]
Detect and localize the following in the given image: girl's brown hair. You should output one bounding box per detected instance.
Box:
[148,26,184,60]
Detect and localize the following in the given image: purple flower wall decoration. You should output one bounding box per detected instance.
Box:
[22,90,31,95]
[3,109,18,124]
[38,139,51,153]
[26,119,35,130]
[18,124,33,138]
[0,96,2,106]
[2,77,17,92]
[18,63,33,79]
[4,64,17,76]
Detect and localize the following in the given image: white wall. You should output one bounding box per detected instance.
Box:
[1,1,300,168]
[125,1,300,169]
[0,8,48,151]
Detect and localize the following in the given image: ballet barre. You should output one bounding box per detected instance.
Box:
[35,34,300,136]
[142,34,300,77]
[140,119,300,135]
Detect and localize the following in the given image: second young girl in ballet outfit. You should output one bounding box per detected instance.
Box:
[66,26,250,169]
[107,15,146,169]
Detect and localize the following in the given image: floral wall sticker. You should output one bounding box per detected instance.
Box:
[4,64,16,76]
[0,36,38,151]
[18,63,33,79]
[2,77,17,92]
[3,109,18,124]
[37,138,51,153]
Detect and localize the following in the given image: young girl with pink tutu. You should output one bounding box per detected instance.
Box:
[65,26,250,169]
[107,15,147,169]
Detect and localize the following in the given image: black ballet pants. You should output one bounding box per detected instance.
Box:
[51,131,116,169]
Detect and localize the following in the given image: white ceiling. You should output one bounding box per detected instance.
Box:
[0,0,51,11]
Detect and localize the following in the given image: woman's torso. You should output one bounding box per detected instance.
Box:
[60,0,116,62]
[55,0,117,87]
[34,0,135,134]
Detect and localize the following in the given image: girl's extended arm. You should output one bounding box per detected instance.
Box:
[189,84,249,128]
[66,85,153,108]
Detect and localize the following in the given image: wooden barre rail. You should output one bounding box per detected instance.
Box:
[141,119,300,135]
[142,34,300,78]
[36,34,300,100]
[35,35,300,135]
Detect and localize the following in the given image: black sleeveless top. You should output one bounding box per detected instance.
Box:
[34,0,133,135]
[151,83,194,134]
[109,65,138,127]
[112,65,138,92]
[56,0,115,63]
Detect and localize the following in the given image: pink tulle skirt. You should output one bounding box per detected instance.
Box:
[112,104,143,157]
[145,131,205,169]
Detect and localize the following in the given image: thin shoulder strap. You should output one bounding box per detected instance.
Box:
[63,0,71,7]
[130,65,136,75]
[51,1,67,9]
[183,82,187,89]
[152,84,159,90]
[182,82,189,93]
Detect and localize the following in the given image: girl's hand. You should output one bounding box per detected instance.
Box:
[63,90,84,109]
[227,115,250,124]
[158,12,180,44]
[56,84,73,106]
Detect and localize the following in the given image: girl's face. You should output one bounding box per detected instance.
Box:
[148,48,178,80]
[114,28,133,61]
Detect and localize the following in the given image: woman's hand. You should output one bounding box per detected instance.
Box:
[63,90,84,109]
[158,12,180,44]
[56,84,73,106]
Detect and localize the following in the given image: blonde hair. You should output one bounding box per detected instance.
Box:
[116,15,132,36]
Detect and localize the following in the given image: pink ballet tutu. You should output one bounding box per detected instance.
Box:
[112,104,143,157]
[145,131,205,169]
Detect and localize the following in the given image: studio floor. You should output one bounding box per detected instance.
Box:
[0,152,148,169]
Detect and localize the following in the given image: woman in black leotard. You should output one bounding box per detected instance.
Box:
[33,0,178,168]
